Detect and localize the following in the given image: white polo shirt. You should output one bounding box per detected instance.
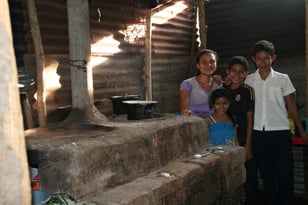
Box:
[245,68,296,131]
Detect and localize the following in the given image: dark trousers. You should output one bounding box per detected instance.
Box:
[244,157,258,205]
[252,130,294,205]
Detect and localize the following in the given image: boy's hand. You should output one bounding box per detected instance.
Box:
[213,75,231,86]
[245,144,253,160]
[212,75,223,85]
[224,76,231,86]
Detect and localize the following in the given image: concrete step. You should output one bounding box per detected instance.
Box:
[82,146,246,205]
[25,114,210,199]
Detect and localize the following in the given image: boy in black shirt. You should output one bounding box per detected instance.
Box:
[225,56,258,205]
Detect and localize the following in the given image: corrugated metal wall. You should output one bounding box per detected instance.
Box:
[9,0,27,67]
[23,0,69,54]
[151,0,196,55]
[18,0,196,123]
[19,0,306,62]
[15,0,306,123]
[23,0,195,56]
[205,0,307,114]
[205,0,305,59]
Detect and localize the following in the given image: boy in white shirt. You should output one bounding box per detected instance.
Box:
[245,40,308,205]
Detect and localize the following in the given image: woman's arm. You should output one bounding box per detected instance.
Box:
[180,89,193,115]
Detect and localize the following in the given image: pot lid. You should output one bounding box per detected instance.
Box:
[122,100,157,105]
[109,95,140,99]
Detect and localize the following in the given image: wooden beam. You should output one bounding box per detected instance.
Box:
[27,0,47,126]
[189,0,198,75]
[306,0,308,116]
[145,10,152,100]
[0,1,31,203]
[197,0,206,49]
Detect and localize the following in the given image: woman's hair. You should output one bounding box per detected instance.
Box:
[196,49,218,64]
[195,49,218,75]
[252,40,275,57]
[209,88,232,107]
[227,56,248,71]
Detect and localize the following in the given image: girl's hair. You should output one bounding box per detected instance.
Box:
[252,40,275,57]
[227,56,248,71]
[195,49,218,75]
[209,88,232,107]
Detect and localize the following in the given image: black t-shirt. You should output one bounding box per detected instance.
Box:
[225,84,255,146]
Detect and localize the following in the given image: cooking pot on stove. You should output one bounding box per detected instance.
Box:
[122,100,157,120]
[109,95,140,115]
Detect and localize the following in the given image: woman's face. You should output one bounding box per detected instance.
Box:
[196,53,217,76]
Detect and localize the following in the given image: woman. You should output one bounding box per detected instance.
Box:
[179,49,222,118]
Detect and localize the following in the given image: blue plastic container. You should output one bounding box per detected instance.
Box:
[32,190,50,205]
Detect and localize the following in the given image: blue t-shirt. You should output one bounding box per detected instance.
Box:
[180,77,222,118]
[208,115,236,146]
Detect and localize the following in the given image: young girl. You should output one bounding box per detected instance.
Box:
[205,88,237,146]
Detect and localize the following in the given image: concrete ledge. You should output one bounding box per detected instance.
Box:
[25,115,209,198]
[85,146,246,205]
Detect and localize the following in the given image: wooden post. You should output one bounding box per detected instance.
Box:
[197,0,206,49]
[66,0,107,124]
[145,10,152,101]
[0,1,31,204]
[27,0,47,127]
[306,0,308,116]
[67,0,91,109]
[189,0,198,75]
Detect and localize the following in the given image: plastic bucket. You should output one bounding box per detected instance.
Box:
[32,190,50,205]
[123,100,157,120]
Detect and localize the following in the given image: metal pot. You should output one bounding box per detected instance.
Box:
[122,100,157,120]
[109,95,140,115]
